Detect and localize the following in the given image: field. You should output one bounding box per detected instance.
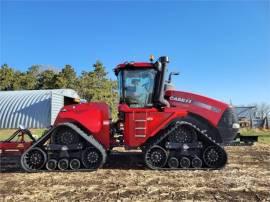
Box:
[1,143,270,201]
[0,129,45,141]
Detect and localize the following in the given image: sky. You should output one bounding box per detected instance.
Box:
[1,0,269,105]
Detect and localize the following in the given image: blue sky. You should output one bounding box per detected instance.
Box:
[1,0,269,105]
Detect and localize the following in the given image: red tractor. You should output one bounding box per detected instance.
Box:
[20,56,239,172]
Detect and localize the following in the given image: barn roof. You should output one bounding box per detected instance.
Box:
[0,89,79,98]
[0,89,79,128]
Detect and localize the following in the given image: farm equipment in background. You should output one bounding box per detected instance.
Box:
[2,56,243,172]
[0,126,36,170]
[227,133,258,146]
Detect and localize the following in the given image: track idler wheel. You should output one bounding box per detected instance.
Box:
[180,157,190,168]
[168,157,179,168]
[203,146,227,168]
[191,157,202,168]
[21,148,47,171]
[58,159,69,170]
[82,148,102,169]
[145,145,168,169]
[70,159,81,170]
[46,159,57,170]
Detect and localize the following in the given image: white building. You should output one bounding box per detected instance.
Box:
[0,89,80,128]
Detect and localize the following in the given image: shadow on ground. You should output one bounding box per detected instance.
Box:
[0,152,145,173]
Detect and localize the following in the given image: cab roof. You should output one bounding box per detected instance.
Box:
[115,62,154,69]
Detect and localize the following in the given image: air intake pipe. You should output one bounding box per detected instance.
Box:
[153,56,170,108]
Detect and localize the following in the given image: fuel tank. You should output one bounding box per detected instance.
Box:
[165,90,239,144]
[54,102,111,149]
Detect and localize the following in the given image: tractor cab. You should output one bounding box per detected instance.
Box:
[115,56,170,109]
[116,64,156,108]
[114,56,181,148]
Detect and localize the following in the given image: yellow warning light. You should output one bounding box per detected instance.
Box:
[149,55,154,62]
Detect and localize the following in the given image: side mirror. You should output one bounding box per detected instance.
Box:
[168,72,180,83]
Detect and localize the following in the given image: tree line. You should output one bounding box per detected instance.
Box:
[0,62,118,119]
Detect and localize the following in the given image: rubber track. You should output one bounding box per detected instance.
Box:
[21,123,107,172]
[144,120,228,170]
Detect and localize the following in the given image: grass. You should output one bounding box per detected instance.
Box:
[240,128,270,144]
[0,128,45,141]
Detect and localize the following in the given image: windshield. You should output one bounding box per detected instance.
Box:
[118,69,156,108]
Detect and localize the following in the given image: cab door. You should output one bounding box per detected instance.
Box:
[120,105,173,148]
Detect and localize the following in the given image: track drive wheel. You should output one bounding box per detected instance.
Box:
[169,125,196,143]
[53,126,79,145]
[203,146,227,168]
[21,148,47,171]
[145,145,168,169]
[82,147,102,169]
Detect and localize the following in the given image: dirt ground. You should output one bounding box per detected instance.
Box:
[1,144,269,201]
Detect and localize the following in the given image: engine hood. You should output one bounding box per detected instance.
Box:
[165,90,229,127]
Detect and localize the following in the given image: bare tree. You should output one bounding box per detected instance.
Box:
[253,103,270,129]
[254,103,270,119]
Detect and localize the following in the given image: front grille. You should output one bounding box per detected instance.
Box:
[219,107,238,127]
[218,107,239,143]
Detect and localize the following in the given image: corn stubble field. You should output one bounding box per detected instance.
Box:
[1,143,269,201]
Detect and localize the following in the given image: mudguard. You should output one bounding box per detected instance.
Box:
[54,102,111,149]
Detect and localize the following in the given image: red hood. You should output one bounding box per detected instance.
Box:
[165,90,229,126]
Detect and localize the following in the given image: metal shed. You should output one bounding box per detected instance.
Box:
[0,89,80,129]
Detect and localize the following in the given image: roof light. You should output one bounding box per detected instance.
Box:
[149,55,155,62]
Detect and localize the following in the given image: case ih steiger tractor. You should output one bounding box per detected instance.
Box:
[5,56,239,172]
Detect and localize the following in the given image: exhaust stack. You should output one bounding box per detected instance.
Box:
[153,56,170,108]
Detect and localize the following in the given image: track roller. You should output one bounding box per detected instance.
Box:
[46,159,57,170]
[70,159,81,170]
[58,159,69,170]
[191,157,202,168]
[168,157,179,168]
[180,157,190,168]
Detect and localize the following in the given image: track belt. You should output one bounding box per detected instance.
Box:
[21,123,107,172]
[144,120,228,170]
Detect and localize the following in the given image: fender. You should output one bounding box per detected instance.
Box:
[54,102,111,149]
